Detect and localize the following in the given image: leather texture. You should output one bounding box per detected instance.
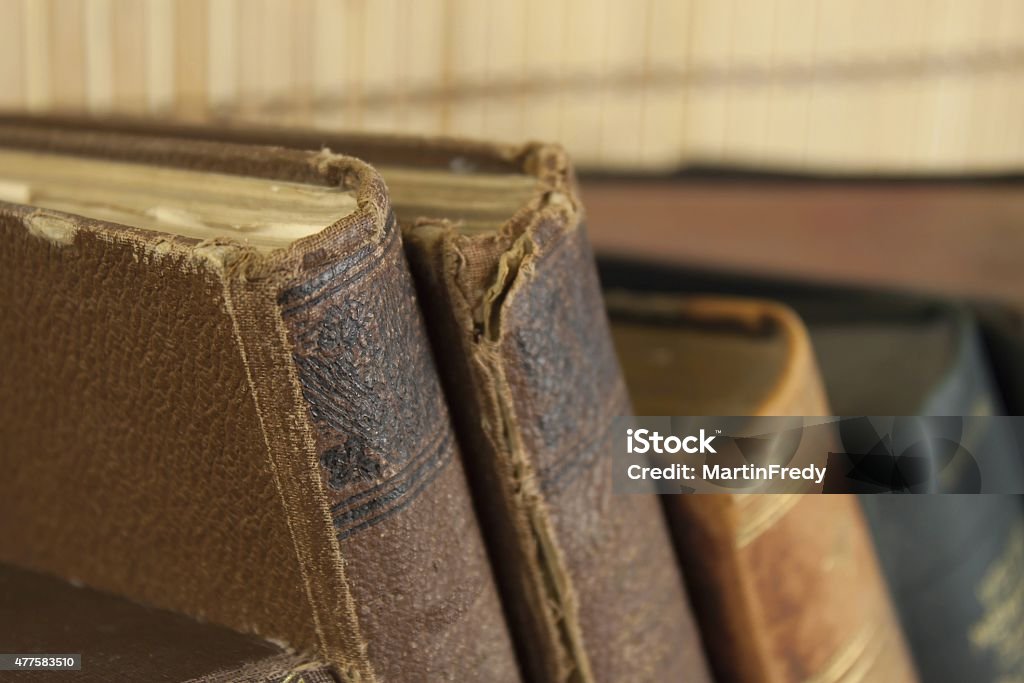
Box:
[401,147,711,683]
[0,562,335,683]
[607,294,918,683]
[600,260,1024,682]
[0,124,519,682]
[7,115,715,683]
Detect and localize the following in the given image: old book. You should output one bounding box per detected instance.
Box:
[809,300,1024,682]
[599,259,1024,681]
[0,125,520,681]
[606,292,918,683]
[0,562,336,683]
[391,143,710,681]
[2,116,715,683]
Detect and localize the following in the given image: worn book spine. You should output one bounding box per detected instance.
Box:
[849,307,1024,682]
[674,494,919,683]
[402,146,711,683]
[605,295,918,683]
[861,496,1024,682]
[601,264,1024,681]
[259,204,520,681]
[787,296,1024,680]
[0,130,519,681]
[675,493,921,683]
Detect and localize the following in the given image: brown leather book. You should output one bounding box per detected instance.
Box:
[0,116,715,683]
[393,143,712,682]
[607,293,918,683]
[0,125,519,681]
[0,562,335,683]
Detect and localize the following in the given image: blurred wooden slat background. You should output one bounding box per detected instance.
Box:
[1,0,1023,173]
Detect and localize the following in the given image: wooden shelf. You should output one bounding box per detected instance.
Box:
[582,179,1024,307]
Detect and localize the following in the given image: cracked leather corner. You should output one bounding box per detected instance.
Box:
[520,143,575,192]
[23,210,77,246]
[308,146,352,190]
[192,239,248,270]
[189,238,282,286]
[308,147,390,245]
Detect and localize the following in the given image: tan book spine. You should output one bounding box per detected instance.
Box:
[609,295,918,683]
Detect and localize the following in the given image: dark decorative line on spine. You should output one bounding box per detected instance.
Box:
[537,391,625,496]
[334,440,453,541]
[278,212,399,312]
[330,428,450,519]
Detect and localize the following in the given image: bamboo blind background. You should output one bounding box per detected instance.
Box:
[1,0,1023,173]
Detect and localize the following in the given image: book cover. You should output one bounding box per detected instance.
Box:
[0,562,336,683]
[5,116,716,683]
[599,260,1024,682]
[607,292,918,683]
[0,124,519,681]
